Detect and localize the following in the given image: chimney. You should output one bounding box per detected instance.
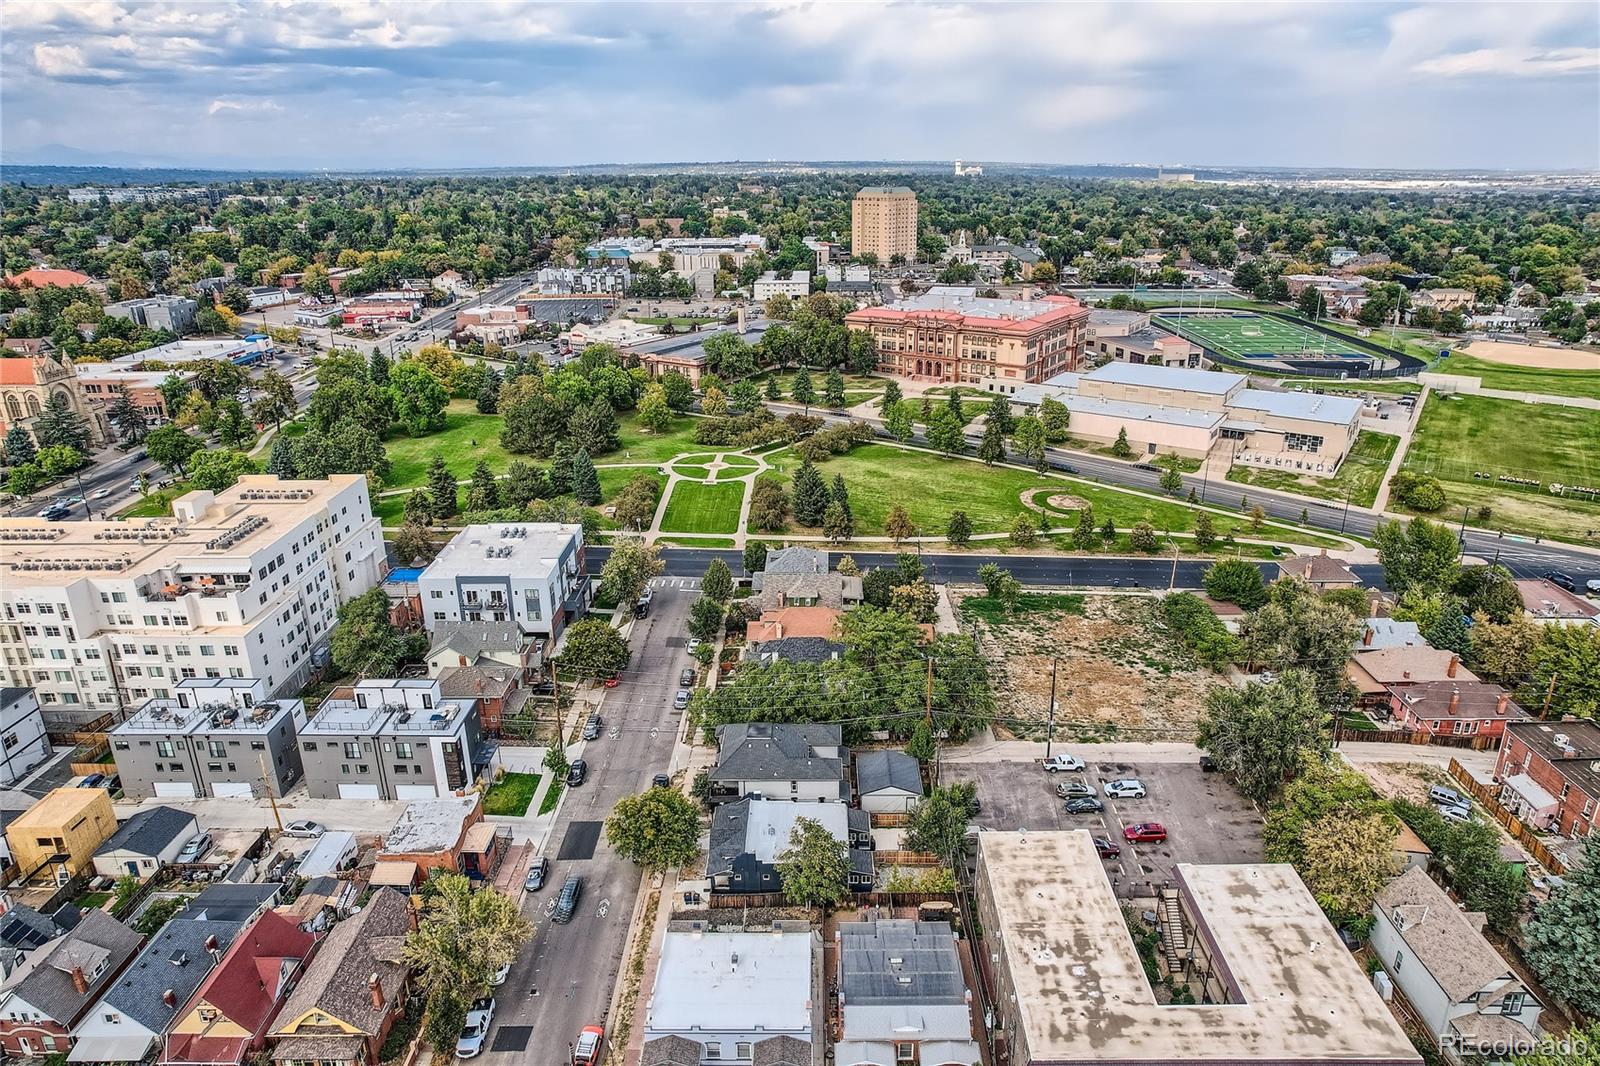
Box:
[476,678,484,695]
[1449,690,1460,715]
[205,934,219,954]
[70,966,88,995]
[163,989,177,1008]
[1403,670,1412,680]
[1447,654,1459,678]
[369,973,384,1011]
[1362,627,1374,647]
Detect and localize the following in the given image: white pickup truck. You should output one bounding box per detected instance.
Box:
[1042,754,1085,773]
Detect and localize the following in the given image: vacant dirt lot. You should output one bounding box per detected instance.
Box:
[1354,759,1452,804]
[965,592,1227,741]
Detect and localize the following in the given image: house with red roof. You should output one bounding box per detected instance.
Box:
[160,910,317,1066]
[3,268,94,290]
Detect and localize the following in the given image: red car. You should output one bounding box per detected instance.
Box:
[603,675,621,688]
[573,1026,605,1066]
[1123,822,1167,843]
[1093,837,1121,858]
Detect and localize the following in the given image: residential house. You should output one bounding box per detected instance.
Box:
[425,623,542,681]
[268,888,412,1066]
[642,925,816,1066]
[184,884,281,925]
[1347,647,1476,712]
[1411,288,1477,314]
[436,666,524,736]
[91,806,199,880]
[375,796,483,885]
[744,608,844,666]
[5,788,118,884]
[709,724,846,805]
[1357,619,1423,651]
[1495,720,1599,838]
[0,911,142,1057]
[0,904,79,973]
[1387,682,1530,741]
[708,799,872,894]
[67,918,244,1065]
[1393,824,1432,873]
[160,910,317,1066]
[855,752,924,815]
[834,919,979,1066]
[1276,554,1361,589]
[0,690,50,788]
[969,240,1043,281]
[298,679,486,801]
[1514,579,1599,626]
[1371,867,1541,1062]
[751,549,862,612]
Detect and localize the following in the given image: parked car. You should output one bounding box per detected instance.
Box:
[491,962,510,987]
[1199,755,1218,773]
[1055,780,1094,799]
[1436,803,1473,824]
[572,1026,605,1066]
[582,714,603,741]
[1123,823,1167,843]
[1586,578,1600,595]
[652,774,671,789]
[1428,784,1468,808]
[673,689,691,710]
[456,997,496,1058]
[554,875,583,923]
[76,773,106,788]
[1093,838,1121,859]
[1540,570,1577,592]
[1042,754,1085,773]
[603,675,621,689]
[1103,779,1147,799]
[524,856,549,892]
[1064,797,1105,815]
[686,638,702,653]
[567,759,588,787]
[178,832,213,862]
[284,820,325,838]
[679,667,696,687]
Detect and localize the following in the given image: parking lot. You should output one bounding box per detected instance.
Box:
[945,757,1265,898]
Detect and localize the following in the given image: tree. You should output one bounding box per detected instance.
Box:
[764,375,782,401]
[925,407,965,455]
[145,424,202,476]
[880,379,902,411]
[394,518,436,564]
[605,788,701,872]
[466,459,500,512]
[559,619,632,680]
[1525,624,1600,720]
[775,816,851,906]
[1239,579,1359,707]
[1374,517,1460,598]
[1524,834,1600,1015]
[1297,809,1400,926]
[884,504,915,547]
[189,450,257,492]
[368,350,392,387]
[660,371,694,412]
[265,434,297,479]
[219,285,250,314]
[1111,426,1134,458]
[388,361,449,436]
[822,501,852,544]
[749,480,790,532]
[4,425,37,466]
[597,537,664,606]
[743,540,769,575]
[823,368,847,409]
[905,784,976,869]
[568,399,620,456]
[702,558,734,602]
[1297,285,1327,318]
[33,392,90,452]
[790,366,816,411]
[701,385,729,418]
[612,473,662,531]
[1197,671,1328,804]
[1510,1025,1600,1066]
[1038,395,1070,441]
[1012,415,1047,471]
[427,455,459,518]
[1159,465,1183,495]
[331,587,407,676]
[476,364,501,414]
[570,448,602,505]
[944,391,964,424]
[1192,510,1217,551]
[1099,517,1117,545]
[977,417,1006,465]
[1466,611,1541,686]
[405,873,532,1054]
[792,458,830,526]
[215,398,253,448]
[548,442,575,495]
[946,509,972,546]
[1009,512,1037,546]
[106,388,147,443]
[884,401,913,442]
[37,444,84,479]
[687,596,724,641]
[252,368,296,429]
[985,394,1015,436]
[1204,558,1268,608]
[1129,520,1158,552]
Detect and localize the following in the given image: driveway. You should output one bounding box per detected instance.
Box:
[113,787,408,836]
[945,757,1264,899]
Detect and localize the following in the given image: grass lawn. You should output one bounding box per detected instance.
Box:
[482,772,542,816]
[1152,454,1204,474]
[1400,393,1600,542]
[674,465,713,481]
[753,370,886,407]
[538,777,565,816]
[660,481,746,534]
[1434,352,1600,402]
[960,592,1087,625]
[384,402,510,490]
[118,481,193,518]
[615,412,704,464]
[1226,430,1399,509]
[656,536,738,547]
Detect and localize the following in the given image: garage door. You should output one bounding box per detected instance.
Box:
[211,782,253,799]
[154,782,197,799]
[338,783,381,800]
[395,784,441,801]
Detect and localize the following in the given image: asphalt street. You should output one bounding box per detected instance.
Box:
[484,580,694,1065]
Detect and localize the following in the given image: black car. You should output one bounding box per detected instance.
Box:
[553,874,583,923]
[652,773,671,788]
[1065,797,1105,815]
[582,714,602,741]
[567,759,588,786]
[1541,570,1577,592]
[679,667,696,687]
[1199,755,1218,773]
[42,506,71,521]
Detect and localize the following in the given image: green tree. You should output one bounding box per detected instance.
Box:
[426,455,459,518]
[743,540,769,574]
[884,401,913,442]
[1238,578,1359,707]
[1129,520,1158,552]
[388,361,450,435]
[702,558,734,602]
[466,459,500,512]
[977,417,1006,465]
[944,390,965,423]
[1523,833,1600,1014]
[33,391,90,452]
[597,537,664,606]
[1374,517,1460,598]
[905,720,935,764]
[687,595,725,641]
[214,398,253,448]
[559,619,632,680]
[880,379,902,411]
[571,448,602,505]
[728,379,762,415]
[1297,285,1326,318]
[7,463,44,498]
[1159,465,1183,495]
[331,587,407,676]
[1071,506,1098,550]
[37,444,84,479]
[1204,558,1268,608]
[145,424,202,476]
[1111,426,1134,458]
[1197,670,1328,804]
[1297,809,1399,927]
[792,458,830,526]
[251,368,296,428]
[1192,510,1217,551]
[775,816,851,906]
[1038,396,1070,441]
[1510,1024,1600,1066]
[977,562,1007,597]
[548,442,575,495]
[1009,512,1037,546]
[791,366,816,411]
[925,407,966,455]
[1525,624,1600,720]
[884,503,916,546]
[189,449,257,492]
[701,386,729,418]
[661,371,694,412]
[749,480,790,532]
[405,873,532,1054]
[568,398,621,455]
[107,388,147,443]
[823,368,847,408]
[636,382,673,432]
[945,509,972,546]
[1466,612,1541,685]
[1099,517,1117,545]
[905,784,977,869]
[822,500,852,544]
[394,518,436,564]
[605,788,701,872]
[985,394,1015,436]
[4,425,37,466]
[1012,415,1047,471]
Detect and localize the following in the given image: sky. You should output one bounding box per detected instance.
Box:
[2,0,1597,172]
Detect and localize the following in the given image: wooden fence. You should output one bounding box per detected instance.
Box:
[1339,728,1498,751]
[870,813,911,828]
[874,850,940,866]
[1446,759,1568,875]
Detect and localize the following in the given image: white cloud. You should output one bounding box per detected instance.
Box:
[1413,46,1600,78]
[1026,85,1151,131]
[32,42,91,77]
[207,97,284,115]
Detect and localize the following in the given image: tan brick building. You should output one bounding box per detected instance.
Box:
[845,288,1088,384]
[850,186,918,264]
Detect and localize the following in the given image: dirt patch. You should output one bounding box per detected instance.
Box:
[1020,488,1091,513]
[1458,339,1600,370]
[1355,761,1450,803]
[966,591,1226,740]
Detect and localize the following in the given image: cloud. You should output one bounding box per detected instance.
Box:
[207,97,284,116]
[32,43,92,77]
[1412,46,1600,78]
[1026,86,1151,131]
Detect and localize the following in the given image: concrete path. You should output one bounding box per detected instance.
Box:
[1371,386,1427,512]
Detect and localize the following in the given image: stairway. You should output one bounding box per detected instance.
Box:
[1157,888,1186,973]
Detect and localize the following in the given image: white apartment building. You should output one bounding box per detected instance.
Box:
[753,271,811,301]
[417,524,588,644]
[0,475,385,728]
[0,688,51,787]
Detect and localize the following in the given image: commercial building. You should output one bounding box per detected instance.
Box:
[1515,578,1600,626]
[972,831,1418,1066]
[658,235,767,274]
[0,475,386,723]
[846,287,1087,385]
[75,363,180,427]
[1371,867,1542,1062]
[709,723,846,805]
[4,787,118,883]
[753,271,811,301]
[374,795,485,881]
[851,187,918,264]
[121,336,270,367]
[298,679,485,801]
[109,677,306,800]
[0,910,142,1058]
[834,919,979,1066]
[293,303,343,328]
[342,295,420,327]
[1495,720,1599,838]
[417,523,587,643]
[0,689,51,788]
[246,287,291,310]
[642,925,816,1066]
[1085,310,1201,368]
[104,295,198,335]
[0,355,111,450]
[708,798,872,894]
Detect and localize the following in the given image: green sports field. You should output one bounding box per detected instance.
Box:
[1154,313,1370,360]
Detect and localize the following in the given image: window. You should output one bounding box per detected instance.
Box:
[157,741,175,757]
[104,1013,120,1024]
[704,1044,721,1060]
[395,764,409,773]
[896,1045,914,1062]
[736,1044,753,1061]
[357,764,370,774]
[1393,950,1403,972]
[395,742,413,759]
[344,742,362,759]
[1501,992,1526,1016]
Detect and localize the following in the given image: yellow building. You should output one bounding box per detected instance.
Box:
[4,787,117,881]
[850,186,918,264]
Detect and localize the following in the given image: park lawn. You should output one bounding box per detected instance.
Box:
[674,465,714,481]
[656,536,738,547]
[1434,352,1600,402]
[482,772,542,816]
[631,316,717,329]
[375,495,407,527]
[118,481,193,518]
[616,412,704,464]
[1225,430,1399,509]
[384,402,510,490]
[1400,393,1600,542]
[753,370,886,406]
[660,480,746,534]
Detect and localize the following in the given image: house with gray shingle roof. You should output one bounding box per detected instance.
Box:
[854,752,924,814]
[68,917,245,1064]
[0,910,142,1057]
[834,919,979,1066]
[708,798,872,894]
[710,724,846,805]
[92,806,199,880]
[751,550,862,612]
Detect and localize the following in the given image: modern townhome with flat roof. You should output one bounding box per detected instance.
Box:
[834,919,979,1066]
[709,724,846,804]
[973,830,1419,1066]
[109,677,305,800]
[298,679,485,801]
[417,524,587,645]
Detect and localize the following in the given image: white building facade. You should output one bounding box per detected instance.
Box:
[417,524,588,644]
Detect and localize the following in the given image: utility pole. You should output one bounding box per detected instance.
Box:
[924,656,937,787]
[258,751,283,834]
[1168,540,1179,591]
[1341,484,1353,535]
[1457,506,1471,554]
[1542,674,1558,718]
[1045,659,1058,762]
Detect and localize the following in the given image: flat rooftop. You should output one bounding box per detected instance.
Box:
[647,929,812,1035]
[1082,360,1246,395]
[977,831,1418,1065]
[1227,389,1364,426]
[421,523,580,580]
[1063,393,1224,430]
[382,796,476,854]
[116,695,303,736]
